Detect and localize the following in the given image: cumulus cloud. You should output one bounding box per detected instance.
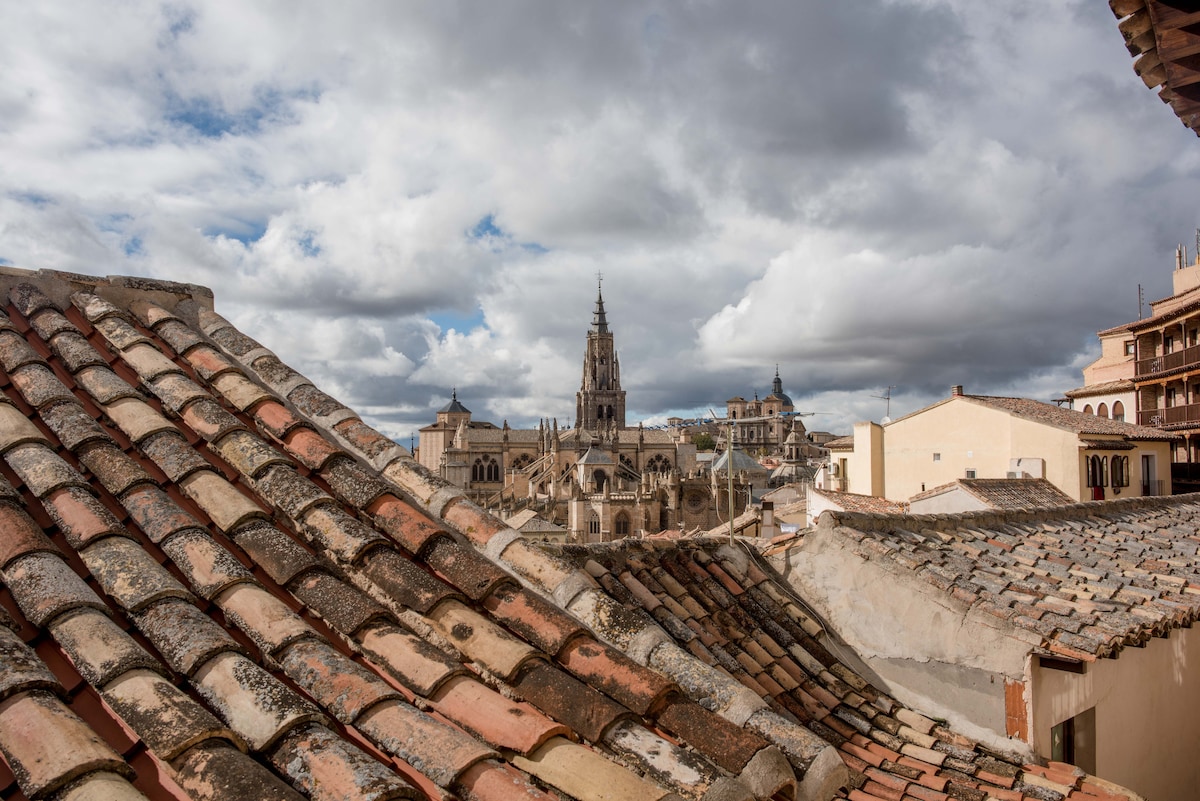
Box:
[1,0,1197,439]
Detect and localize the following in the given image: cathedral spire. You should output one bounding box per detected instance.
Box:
[773,365,783,396]
[592,277,609,333]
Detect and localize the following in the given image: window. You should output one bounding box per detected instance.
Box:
[1050,709,1096,774]
[1097,403,1108,419]
[1112,455,1130,488]
[646,454,671,473]
[1086,455,1108,488]
[588,514,600,536]
[1124,340,1135,356]
[933,453,941,462]
[1165,334,1175,353]
[1112,400,1124,422]
[471,455,500,482]
[615,513,630,537]
[1082,404,1093,415]
[964,469,977,479]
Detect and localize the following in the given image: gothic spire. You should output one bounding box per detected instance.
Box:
[592,277,609,333]
[773,365,783,396]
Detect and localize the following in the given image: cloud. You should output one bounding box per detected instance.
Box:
[2,0,1198,442]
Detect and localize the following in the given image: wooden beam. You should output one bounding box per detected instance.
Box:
[1135,50,1168,88]
[1155,25,1200,61]
[1145,3,1200,30]
[1164,53,1200,87]
[1111,0,1147,18]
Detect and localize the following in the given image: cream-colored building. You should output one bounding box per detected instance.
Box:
[832,387,1175,503]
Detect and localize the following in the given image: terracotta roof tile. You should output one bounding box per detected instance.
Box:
[50,608,164,687]
[132,598,242,676]
[268,724,419,801]
[353,700,495,787]
[4,552,109,627]
[80,535,193,612]
[0,690,133,797]
[170,739,305,801]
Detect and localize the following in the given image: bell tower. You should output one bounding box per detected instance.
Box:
[576,279,626,432]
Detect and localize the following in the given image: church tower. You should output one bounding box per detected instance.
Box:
[576,281,626,431]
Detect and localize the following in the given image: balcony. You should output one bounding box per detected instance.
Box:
[1138,404,1200,428]
[1136,344,1200,377]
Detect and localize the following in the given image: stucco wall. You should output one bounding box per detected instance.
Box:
[773,524,1040,753]
[908,487,989,515]
[881,399,1045,502]
[1032,628,1200,801]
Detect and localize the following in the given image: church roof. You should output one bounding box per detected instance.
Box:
[576,445,615,465]
[437,388,471,414]
[712,447,768,474]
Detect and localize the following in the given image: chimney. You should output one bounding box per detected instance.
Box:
[951,385,964,396]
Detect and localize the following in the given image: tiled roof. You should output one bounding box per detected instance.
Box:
[824,436,853,450]
[547,538,1133,801]
[557,428,676,445]
[449,427,542,444]
[809,489,907,516]
[963,395,1176,440]
[910,479,1076,510]
[815,495,1200,660]
[0,268,835,801]
[1061,380,1134,399]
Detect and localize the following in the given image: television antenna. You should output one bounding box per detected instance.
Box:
[871,386,896,419]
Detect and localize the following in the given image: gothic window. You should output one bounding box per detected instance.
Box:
[646,454,671,473]
[588,514,600,536]
[472,455,500,482]
[615,513,630,537]
[512,453,532,469]
[593,469,608,491]
[620,455,635,471]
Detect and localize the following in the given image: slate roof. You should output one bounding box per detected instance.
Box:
[814,495,1200,661]
[0,268,827,801]
[909,479,1076,510]
[547,538,1132,801]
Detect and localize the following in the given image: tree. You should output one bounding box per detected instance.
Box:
[692,432,715,451]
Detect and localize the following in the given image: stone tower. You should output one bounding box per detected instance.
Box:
[576,282,626,432]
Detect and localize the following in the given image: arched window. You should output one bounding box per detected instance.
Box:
[512,453,532,469]
[1082,404,1093,416]
[646,454,671,473]
[1112,401,1125,422]
[588,514,600,536]
[593,469,608,491]
[472,455,499,482]
[614,513,630,537]
[1097,403,1109,419]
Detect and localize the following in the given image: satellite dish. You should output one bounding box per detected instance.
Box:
[881,416,892,424]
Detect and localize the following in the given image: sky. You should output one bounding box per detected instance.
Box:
[2,1,1198,442]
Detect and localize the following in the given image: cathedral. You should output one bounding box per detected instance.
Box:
[417,285,748,541]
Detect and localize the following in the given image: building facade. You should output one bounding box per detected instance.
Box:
[1074,248,1200,492]
[829,387,1174,503]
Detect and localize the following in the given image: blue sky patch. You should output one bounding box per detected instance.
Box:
[298,231,322,257]
[430,306,486,333]
[123,237,144,257]
[11,191,54,207]
[467,213,547,254]
[204,219,268,245]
